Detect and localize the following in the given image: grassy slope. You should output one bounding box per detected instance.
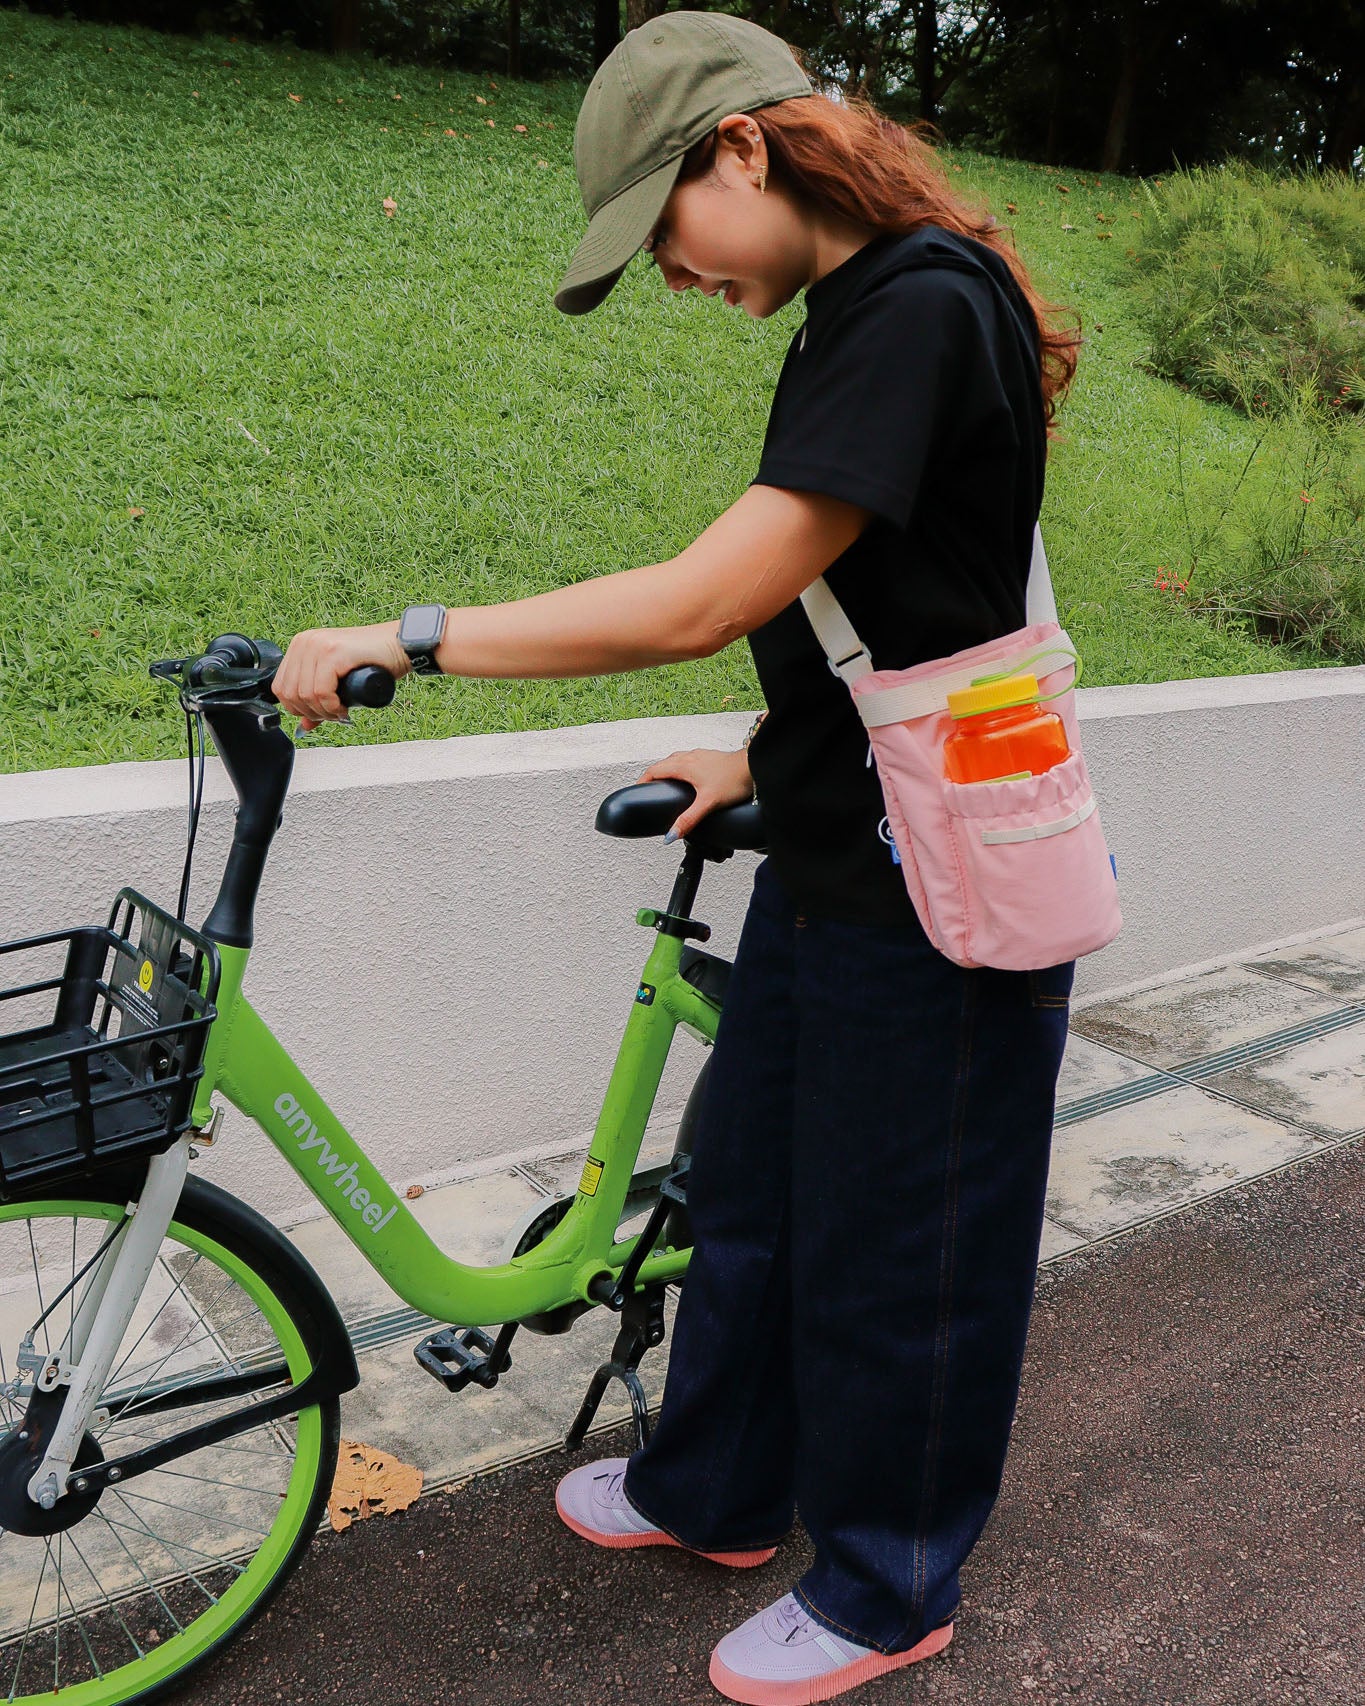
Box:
[0,11,1311,774]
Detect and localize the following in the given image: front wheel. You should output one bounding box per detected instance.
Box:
[0,1174,344,1705]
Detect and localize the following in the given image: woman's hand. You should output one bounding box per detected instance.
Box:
[273,622,411,732]
[637,746,755,842]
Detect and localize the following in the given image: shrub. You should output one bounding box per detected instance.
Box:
[1162,399,1365,665]
[1129,161,1365,421]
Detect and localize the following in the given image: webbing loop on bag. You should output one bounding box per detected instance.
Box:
[979,793,1097,844]
[849,631,1078,729]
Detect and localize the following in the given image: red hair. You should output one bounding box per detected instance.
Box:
[675,67,1082,443]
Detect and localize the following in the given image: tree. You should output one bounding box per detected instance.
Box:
[594,0,621,69]
[627,1,671,30]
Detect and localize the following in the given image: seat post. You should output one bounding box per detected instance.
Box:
[665,844,708,919]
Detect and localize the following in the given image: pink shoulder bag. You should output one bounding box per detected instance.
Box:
[800,524,1123,971]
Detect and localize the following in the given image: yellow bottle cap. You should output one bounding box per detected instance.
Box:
[947,672,1041,720]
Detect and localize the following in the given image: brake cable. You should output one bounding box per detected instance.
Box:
[177,701,208,926]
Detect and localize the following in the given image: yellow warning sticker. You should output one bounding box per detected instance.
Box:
[137,959,155,993]
[578,1157,604,1198]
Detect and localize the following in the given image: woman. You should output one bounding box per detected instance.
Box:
[273,13,1082,1704]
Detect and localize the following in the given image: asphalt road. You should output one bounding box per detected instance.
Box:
[193,1136,1363,1706]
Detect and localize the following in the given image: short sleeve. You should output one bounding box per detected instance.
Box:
[751,266,989,533]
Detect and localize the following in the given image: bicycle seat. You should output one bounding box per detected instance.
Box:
[596,781,767,857]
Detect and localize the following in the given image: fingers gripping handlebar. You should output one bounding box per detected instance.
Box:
[178,633,396,710]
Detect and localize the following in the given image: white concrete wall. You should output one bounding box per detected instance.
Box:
[2,666,1362,1226]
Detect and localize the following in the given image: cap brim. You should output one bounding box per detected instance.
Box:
[554,154,686,315]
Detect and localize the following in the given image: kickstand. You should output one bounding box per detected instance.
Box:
[564,1283,668,1453]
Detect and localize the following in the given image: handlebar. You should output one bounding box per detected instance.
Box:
[153,632,397,711]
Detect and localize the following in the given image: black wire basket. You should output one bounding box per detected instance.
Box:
[0,891,221,1198]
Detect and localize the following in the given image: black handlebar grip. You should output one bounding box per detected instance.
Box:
[202,633,261,668]
[337,666,397,709]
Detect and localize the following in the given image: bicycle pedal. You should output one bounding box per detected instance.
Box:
[414,1324,512,1393]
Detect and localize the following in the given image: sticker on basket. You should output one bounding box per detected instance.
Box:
[137,958,155,993]
[578,1156,604,1197]
[117,981,159,1030]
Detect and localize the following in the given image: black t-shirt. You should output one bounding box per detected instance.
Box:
[744,224,1047,925]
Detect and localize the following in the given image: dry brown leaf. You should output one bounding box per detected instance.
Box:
[405,1184,424,1199]
[514,124,527,133]
[486,119,495,128]
[444,128,456,136]
[382,197,397,217]
[127,506,145,519]
[287,93,302,103]
[475,95,487,105]
[328,1440,423,1532]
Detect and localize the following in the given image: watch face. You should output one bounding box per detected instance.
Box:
[401,604,447,652]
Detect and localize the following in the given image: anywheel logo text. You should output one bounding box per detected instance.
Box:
[275,1093,397,1235]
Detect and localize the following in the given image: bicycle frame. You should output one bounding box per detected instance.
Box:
[190,921,718,1329]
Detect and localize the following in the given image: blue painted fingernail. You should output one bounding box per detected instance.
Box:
[663,827,679,845]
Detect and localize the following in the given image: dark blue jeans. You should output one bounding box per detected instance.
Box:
[622,856,1073,1655]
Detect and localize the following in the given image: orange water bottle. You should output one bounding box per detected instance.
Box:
[943,672,1070,783]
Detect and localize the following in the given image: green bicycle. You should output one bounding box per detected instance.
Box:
[0,634,766,1704]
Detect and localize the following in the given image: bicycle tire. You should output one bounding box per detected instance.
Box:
[0,1173,345,1705]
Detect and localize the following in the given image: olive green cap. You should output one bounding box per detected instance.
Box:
[554,11,813,315]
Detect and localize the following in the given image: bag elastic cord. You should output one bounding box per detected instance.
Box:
[969,642,1083,704]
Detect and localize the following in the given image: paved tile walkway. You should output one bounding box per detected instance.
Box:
[286,918,1365,1491]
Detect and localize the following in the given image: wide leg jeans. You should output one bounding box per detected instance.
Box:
[622,855,1073,1655]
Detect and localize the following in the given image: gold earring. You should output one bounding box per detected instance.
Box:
[758,167,767,194]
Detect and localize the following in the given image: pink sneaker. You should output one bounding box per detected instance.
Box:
[554,1458,776,1568]
[709,1592,954,1705]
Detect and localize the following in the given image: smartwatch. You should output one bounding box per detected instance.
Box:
[398,603,448,676]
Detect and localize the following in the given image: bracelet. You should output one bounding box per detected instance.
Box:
[743,711,765,805]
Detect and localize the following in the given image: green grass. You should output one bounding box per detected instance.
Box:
[0,10,1354,775]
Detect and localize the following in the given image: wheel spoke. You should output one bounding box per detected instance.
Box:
[103,1254,222,1412]
[101,1249,205,1395]
[25,1223,51,1359]
[9,1536,49,1702]
[51,1535,61,1695]
[104,1491,226,1606]
[57,1524,146,1660]
[51,1535,103,1686]
[109,1268,239,1426]
[99,1505,244,1578]
[153,1464,291,1498]
[114,1484,271,1541]
[87,1502,192,1628]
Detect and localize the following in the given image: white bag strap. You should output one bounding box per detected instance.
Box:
[1025,522,1059,626]
[799,520,1069,725]
[798,575,871,685]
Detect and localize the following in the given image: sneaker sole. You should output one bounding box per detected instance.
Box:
[708,1618,954,1704]
[554,1491,776,1568]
